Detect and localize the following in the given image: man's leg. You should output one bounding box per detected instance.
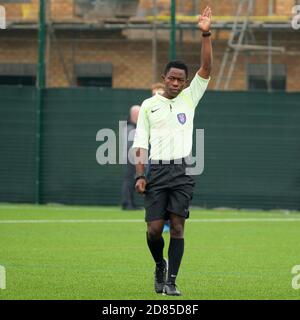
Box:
[144,164,169,292]
[146,219,165,262]
[146,219,167,293]
[164,213,185,296]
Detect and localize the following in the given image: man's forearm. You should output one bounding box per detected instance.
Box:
[202,36,212,74]
[134,148,148,174]
[136,163,145,175]
[134,148,147,194]
[199,35,212,79]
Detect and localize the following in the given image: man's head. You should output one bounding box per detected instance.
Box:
[162,60,189,99]
[129,105,140,124]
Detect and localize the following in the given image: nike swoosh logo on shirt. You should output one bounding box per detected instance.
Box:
[151,108,160,113]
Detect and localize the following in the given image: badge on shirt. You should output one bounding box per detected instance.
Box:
[177,113,186,125]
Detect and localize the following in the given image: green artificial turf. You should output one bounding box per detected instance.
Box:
[0,204,300,300]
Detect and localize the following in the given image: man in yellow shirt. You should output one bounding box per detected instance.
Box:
[133,7,213,296]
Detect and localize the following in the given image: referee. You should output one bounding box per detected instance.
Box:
[132,7,213,296]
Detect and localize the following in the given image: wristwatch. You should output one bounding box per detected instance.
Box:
[202,31,212,37]
[135,173,146,182]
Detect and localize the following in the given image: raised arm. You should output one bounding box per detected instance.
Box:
[198,7,213,79]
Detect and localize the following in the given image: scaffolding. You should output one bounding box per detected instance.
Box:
[215,0,286,91]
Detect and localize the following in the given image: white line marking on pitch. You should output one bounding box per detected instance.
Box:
[0,218,300,224]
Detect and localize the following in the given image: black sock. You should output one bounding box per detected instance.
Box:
[146,233,164,267]
[168,238,184,284]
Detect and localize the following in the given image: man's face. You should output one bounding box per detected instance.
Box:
[162,67,188,99]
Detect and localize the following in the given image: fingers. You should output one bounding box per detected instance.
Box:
[208,7,212,20]
[202,6,209,17]
[135,184,141,193]
[135,180,146,194]
[202,6,211,18]
[138,187,145,194]
[136,187,143,194]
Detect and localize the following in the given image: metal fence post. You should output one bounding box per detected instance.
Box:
[169,0,176,61]
[36,0,46,204]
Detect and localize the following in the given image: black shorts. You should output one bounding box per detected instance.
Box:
[144,159,195,222]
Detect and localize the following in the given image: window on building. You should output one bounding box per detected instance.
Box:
[0,0,31,2]
[247,64,286,91]
[75,0,139,19]
[0,64,36,86]
[75,63,113,88]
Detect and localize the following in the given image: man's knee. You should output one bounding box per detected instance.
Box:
[169,215,185,238]
[147,222,164,241]
[147,229,162,241]
[170,223,184,238]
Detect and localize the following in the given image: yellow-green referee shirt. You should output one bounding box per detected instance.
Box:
[132,73,210,161]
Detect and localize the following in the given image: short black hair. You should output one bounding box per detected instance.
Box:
[164,60,188,78]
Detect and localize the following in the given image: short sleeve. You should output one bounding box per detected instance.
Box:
[182,73,210,109]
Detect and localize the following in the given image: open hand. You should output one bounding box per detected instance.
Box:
[198,6,212,32]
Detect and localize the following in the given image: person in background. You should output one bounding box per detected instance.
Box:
[121,105,141,210]
[151,82,165,96]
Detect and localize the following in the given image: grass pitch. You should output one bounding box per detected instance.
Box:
[0,204,300,300]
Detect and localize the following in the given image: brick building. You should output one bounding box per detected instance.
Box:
[0,0,299,91]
